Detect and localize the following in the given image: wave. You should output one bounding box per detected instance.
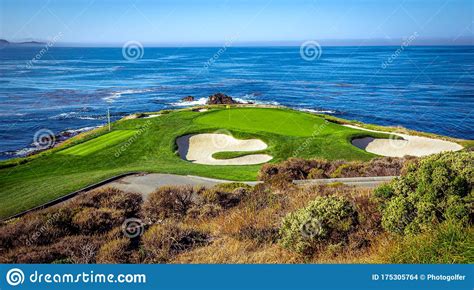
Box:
[234,93,280,106]
[102,88,156,103]
[49,112,106,120]
[169,97,208,107]
[298,108,336,114]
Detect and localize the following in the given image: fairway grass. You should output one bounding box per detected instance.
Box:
[0,107,396,218]
[59,130,138,156]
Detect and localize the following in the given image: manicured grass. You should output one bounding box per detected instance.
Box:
[0,107,390,219]
[59,130,137,156]
[196,108,330,137]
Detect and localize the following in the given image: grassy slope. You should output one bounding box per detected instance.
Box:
[0,107,390,218]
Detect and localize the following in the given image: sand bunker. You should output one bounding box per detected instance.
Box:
[177,133,273,165]
[347,125,463,157]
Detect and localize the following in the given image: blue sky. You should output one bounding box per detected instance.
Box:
[0,0,472,45]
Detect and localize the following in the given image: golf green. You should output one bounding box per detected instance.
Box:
[0,107,389,218]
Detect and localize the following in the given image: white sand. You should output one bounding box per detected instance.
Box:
[177,133,273,165]
[346,125,463,157]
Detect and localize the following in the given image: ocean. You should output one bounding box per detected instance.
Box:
[0,46,473,159]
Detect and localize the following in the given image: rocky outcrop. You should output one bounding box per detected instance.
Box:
[181,96,195,102]
[206,93,240,105]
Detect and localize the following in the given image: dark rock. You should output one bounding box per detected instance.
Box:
[181,96,195,102]
[206,93,240,105]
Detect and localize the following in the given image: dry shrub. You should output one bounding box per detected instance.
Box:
[51,235,104,263]
[199,186,248,209]
[96,238,130,264]
[101,192,143,217]
[142,186,198,222]
[226,207,280,245]
[187,203,222,219]
[0,245,64,264]
[72,208,124,235]
[142,221,209,263]
[259,157,415,181]
[1,235,104,264]
[0,207,77,251]
[330,162,367,178]
[348,194,382,251]
[172,236,301,264]
[73,187,143,216]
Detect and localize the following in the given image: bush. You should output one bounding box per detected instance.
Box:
[259,157,411,182]
[187,203,222,219]
[72,208,124,235]
[0,207,77,251]
[330,162,366,178]
[142,186,197,221]
[199,186,248,209]
[74,188,142,216]
[279,196,358,255]
[96,238,130,264]
[0,245,64,264]
[379,151,473,235]
[51,235,104,264]
[142,221,209,263]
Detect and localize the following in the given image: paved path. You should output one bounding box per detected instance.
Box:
[100,174,395,197]
[293,176,396,188]
[4,174,395,221]
[98,173,261,198]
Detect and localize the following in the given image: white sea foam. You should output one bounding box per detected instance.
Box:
[299,108,336,114]
[170,93,280,107]
[170,97,208,107]
[102,88,155,103]
[49,112,105,120]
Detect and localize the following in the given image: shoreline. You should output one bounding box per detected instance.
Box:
[0,103,471,167]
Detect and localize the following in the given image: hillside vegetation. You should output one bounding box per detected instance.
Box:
[1,151,472,264]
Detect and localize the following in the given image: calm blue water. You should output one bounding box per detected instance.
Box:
[0,46,473,159]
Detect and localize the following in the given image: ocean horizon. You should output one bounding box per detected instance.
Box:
[0,45,473,160]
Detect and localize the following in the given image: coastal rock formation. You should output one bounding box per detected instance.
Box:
[206,93,240,105]
[181,95,195,102]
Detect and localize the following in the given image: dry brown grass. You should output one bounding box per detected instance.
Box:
[0,176,389,264]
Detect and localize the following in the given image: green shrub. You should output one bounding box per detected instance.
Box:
[379,151,473,235]
[279,196,358,255]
